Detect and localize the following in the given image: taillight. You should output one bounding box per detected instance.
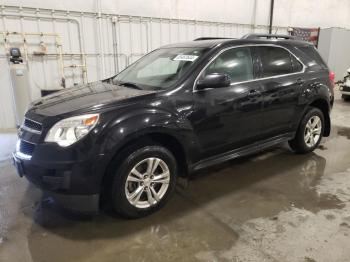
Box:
[329,71,335,87]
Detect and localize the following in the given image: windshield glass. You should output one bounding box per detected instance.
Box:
[113,47,207,90]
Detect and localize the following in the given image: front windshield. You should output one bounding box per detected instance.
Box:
[113,47,207,90]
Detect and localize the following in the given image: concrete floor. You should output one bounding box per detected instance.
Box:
[1,90,350,262]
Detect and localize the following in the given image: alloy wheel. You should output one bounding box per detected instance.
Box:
[125,157,170,208]
[304,115,322,148]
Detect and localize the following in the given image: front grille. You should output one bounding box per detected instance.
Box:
[19,140,36,156]
[23,118,42,133]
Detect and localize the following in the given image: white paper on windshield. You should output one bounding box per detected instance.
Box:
[173,54,199,62]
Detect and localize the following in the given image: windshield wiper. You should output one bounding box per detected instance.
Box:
[118,82,142,90]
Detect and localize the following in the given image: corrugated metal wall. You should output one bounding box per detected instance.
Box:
[0,5,288,129]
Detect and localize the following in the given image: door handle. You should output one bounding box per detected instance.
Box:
[297,78,305,86]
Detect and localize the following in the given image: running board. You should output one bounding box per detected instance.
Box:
[190,133,294,171]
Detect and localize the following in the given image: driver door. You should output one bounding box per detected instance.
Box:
[191,46,264,158]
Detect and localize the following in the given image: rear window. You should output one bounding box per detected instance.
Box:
[296,46,328,70]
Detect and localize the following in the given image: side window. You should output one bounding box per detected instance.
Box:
[258,46,293,77]
[203,47,254,83]
[291,55,303,72]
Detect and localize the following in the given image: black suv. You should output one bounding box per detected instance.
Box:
[13,34,334,218]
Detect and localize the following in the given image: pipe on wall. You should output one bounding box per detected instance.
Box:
[111,16,119,73]
[0,12,85,81]
[1,13,84,54]
[0,13,88,88]
[269,0,274,34]
[96,0,106,79]
[251,0,258,32]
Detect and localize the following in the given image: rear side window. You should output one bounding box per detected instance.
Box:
[204,47,254,83]
[291,55,303,72]
[296,46,327,70]
[258,46,293,77]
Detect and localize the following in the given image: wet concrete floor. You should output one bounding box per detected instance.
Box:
[1,91,350,262]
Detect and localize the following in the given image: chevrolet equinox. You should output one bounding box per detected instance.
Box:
[13,34,334,218]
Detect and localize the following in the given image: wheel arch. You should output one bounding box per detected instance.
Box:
[309,98,331,137]
[99,131,189,202]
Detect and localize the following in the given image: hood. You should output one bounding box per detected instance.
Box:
[28,81,156,117]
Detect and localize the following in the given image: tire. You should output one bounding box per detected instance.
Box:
[289,107,324,154]
[110,145,177,218]
[342,94,350,101]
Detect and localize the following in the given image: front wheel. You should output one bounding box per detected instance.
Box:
[110,145,177,218]
[289,107,324,154]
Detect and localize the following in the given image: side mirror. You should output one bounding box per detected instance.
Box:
[196,73,231,89]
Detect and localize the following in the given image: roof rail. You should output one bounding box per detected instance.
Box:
[194,37,234,41]
[242,34,297,40]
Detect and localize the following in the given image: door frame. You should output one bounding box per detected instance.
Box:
[192,44,306,93]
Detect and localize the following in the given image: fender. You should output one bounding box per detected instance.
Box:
[297,79,332,136]
[96,106,199,165]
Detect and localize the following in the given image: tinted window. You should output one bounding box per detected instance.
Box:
[258,46,293,77]
[203,47,254,83]
[291,55,303,72]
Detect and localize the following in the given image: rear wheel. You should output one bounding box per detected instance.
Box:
[110,145,177,218]
[289,107,324,154]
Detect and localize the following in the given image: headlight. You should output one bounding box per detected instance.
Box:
[45,114,99,147]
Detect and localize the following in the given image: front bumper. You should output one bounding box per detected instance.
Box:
[13,142,109,213]
[340,85,350,95]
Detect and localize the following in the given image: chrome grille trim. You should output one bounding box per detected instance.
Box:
[22,118,42,134]
[15,139,35,160]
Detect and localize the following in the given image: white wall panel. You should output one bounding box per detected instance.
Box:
[2,0,349,28]
[1,0,348,128]
[272,0,350,29]
[0,5,283,128]
[318,28,350,80]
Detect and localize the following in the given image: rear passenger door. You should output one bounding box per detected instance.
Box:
[254,46,304,138]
